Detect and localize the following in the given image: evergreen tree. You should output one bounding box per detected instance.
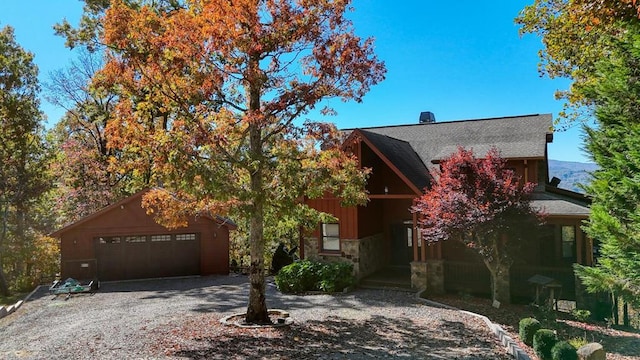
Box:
[576,24,640,307]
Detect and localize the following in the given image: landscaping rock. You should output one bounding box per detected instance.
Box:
[577,342,605,360]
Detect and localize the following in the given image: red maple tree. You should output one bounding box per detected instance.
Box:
[412,147,543,304]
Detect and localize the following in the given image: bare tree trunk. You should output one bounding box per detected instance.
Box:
[0,257,9,296]
[244,52,270,323]
[488,261,511,305]
[0,204,11,296]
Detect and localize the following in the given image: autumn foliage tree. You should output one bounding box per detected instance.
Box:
[411,147,542,304]
[46,50,135,223]
[80,0,384,323]
[517,0,640,124]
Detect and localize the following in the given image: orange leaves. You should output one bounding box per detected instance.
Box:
[94,0,378,249]
[142,188,237,229]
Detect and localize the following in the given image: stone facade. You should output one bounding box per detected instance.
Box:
[426,260,445,294]
[410,261,428,290]
[411,260,445,294]
[303,233,384,280]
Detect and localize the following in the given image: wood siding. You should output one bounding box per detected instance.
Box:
[306,197,358,240]
[361,141,415,195]
[58,192,230,281]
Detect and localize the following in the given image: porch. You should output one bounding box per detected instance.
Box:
[442,261,576,302]
[359,265,412,291]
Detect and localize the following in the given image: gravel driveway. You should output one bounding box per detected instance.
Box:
[0,275,511,359]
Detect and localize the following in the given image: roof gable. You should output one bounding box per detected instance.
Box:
[51,189,236,237]
[346,129,430,195]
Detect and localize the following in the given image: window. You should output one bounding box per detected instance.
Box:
[151,234,171,242]
[125,235,146,243]
[561,225,576,260]
[176,233,196,241]
[321,223,340,252]
[98,236,120,244]
[405,227,421,247]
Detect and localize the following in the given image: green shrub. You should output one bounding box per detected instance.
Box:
[533,329,558,360]
[551,341,577,360]
[519,317,541,346]
[318,261,354,293]
[567,337,588,350]
[571,309,591,322]
[274,260,354,294]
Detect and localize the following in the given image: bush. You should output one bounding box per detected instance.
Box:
[551,341,578,360]
[571,309,591,322]
[533,329,558,360]
[318,261,354,293]
[519,317,541,346]
[567,337,588,350]
[274,260,354,294]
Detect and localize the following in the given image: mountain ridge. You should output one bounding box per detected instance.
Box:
[547,159,598,193]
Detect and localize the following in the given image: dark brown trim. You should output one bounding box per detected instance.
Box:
[51,189,236,237]
[343,129,423,195]
[431,156,545,164]
[368,194,417,199]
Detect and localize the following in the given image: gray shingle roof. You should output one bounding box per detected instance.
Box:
[530,186,590,217]
[357,114,553,169]
[358,129,431,192]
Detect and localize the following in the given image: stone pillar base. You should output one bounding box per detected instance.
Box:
[411,260,445,294]
[426,260,445,294]
[411,261,428,291]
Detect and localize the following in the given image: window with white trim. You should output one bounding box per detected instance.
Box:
[176,233,196,241]
[98,236,121,244]
[321,223,340,252]
[151,234,171,242]
[125,235,146,243]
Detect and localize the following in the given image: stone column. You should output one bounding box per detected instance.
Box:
[411,261,428,291]
[426,259,445,294]
[411,260,445,294]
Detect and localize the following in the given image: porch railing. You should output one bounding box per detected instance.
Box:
[443,261,577,301]
[443,261,491,296]
[511,264,576,301]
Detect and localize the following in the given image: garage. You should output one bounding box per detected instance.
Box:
[95,233,201,281]
[52,189,235,281]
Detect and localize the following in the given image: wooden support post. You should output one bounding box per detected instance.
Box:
[421,233,427,261]
[576,222,584,264]
[412,213,419,262]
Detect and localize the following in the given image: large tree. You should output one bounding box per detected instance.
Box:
[80,0,384,323]
[517,0,640,124]
[46,50,141,223]
[411,147,542,304]
[0,26,51,296]
[574,24,640,308]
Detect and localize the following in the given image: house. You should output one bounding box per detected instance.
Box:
[304,113,591,302]
[51,189,236,282]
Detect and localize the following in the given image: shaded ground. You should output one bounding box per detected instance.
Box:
[429,294,640,360]
[0,275,510,359]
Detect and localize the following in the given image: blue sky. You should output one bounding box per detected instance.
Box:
[0,1,591,162]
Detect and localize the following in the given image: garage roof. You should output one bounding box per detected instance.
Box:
[51,189,236,237]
